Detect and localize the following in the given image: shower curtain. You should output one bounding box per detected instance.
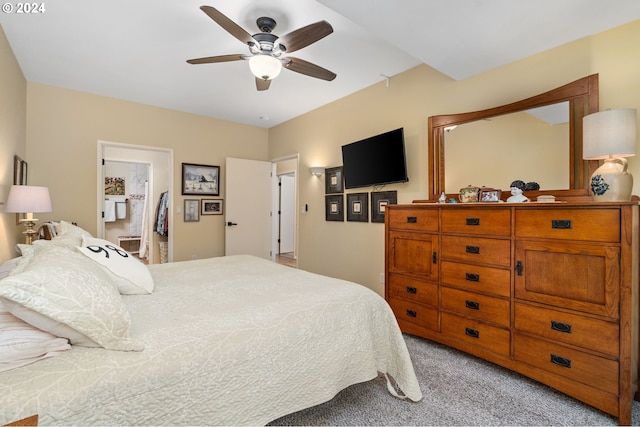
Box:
[138,181,150,259]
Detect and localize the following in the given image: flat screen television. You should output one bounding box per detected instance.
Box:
[341,128,409,189]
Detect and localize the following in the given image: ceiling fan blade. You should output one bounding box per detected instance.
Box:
[276,21,333,53]
[284,57,336,81]
[200,6,258,47]
[256,77,271,91]
[186,54,245,65]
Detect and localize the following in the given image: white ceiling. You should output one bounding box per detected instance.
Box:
[1,1,639,128]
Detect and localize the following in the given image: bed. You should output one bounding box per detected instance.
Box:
[0,222,422,425]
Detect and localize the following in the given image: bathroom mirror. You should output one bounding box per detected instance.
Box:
[427,74,599,200]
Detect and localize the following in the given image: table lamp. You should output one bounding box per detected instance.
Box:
[5,185,53,244]
[583,108,637,201]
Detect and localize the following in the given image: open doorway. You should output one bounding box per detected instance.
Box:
[273,155,298,268]
[97,140,173,264]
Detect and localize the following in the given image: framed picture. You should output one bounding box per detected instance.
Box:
[371,191,397,223]
[182,163,220,196]
[480,188,502,202]
[325,166,344,194]
[325,194,344,222]
[346,192,368,222]
[184,199,200,222]
[201,199,223,215]
[13,155,27,185]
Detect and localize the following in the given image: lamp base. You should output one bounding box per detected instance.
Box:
[589,158,633,202]
[19,218,39,244]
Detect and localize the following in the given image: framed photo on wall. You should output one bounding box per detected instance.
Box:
[184,199,200,222]
[325,166,344,194]
[201,199,223,215]
[371,191,397,223]
[325,194,344,221]
[13,155,27,185]
[182,163,220,196]
[346,192,368,222]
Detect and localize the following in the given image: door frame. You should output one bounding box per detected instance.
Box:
[97,140,174,263]
[271,154,299,262]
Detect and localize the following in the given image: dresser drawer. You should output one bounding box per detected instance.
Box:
[388,274,438,308]
[441,260,511,297]
[388,297,438,331]
[441,235,511,267]
[442,287,510,327]
[441,312,510,357]
[441,208,511,236]
[514,333,618,395]
[514,303,618,357]
[515,208,620,242]
[387,207,439,232]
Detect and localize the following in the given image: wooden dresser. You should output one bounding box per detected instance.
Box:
[385,201,638,424]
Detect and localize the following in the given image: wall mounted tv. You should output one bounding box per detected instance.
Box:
[341,127,409,189]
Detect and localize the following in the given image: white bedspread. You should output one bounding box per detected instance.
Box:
[0,255,422,425]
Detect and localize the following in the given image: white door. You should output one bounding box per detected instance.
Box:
[225,157,273,259]
[279,174,295,254]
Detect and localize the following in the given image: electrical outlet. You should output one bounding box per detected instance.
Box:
[191,255,197,260]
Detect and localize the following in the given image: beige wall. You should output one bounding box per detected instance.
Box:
[0,25,27,261]
[2,20,639,296]
[24,83,268,262]
[268,20,640,295]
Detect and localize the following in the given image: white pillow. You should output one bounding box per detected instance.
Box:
[0,257,22,281]
[59,220,92,238]
[0,245,143,351]
[0,301,72,372]
[77,237,154,295]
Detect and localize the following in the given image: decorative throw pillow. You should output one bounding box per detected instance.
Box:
[0,245,143,351]
[77,237,154,295]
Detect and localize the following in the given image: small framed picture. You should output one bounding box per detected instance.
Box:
[480,188,502,202]
[325,166,344,194]
[201,199,223,215]
[325,194,344,221]
[346,193,368,222]
[182,163,220,196]
[371,191,397,223]
[184,199,200,222]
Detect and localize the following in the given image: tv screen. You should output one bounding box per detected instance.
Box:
[341,128,409,189]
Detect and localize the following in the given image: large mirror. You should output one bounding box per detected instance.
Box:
[427,74,599,201]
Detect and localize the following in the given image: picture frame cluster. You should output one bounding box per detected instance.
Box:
[324,166,397,223]
[181,163,223,222]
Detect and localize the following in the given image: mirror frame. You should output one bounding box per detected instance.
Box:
[426,74,599,201]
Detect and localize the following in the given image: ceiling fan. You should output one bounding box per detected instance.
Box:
[187,5,337,91]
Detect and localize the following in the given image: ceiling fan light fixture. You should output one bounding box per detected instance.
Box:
[249,55,282,80]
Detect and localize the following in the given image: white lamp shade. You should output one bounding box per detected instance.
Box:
[5,185,53,214]
[583,108,637,159]
[249,55,282,80]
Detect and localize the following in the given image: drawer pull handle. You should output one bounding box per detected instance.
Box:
[466,218,480,226]
[551,320,572,334]
[406,309,417,318]
[465,300,480,310]
[516,260,523,276]
[406,286,417,294]
[465,245,480,254]
[465,328,479,338]
[432,252,437,264]
[407,216,417,223]
[551,219,572,229]
[550,354,571,368]
[465,273,480,282]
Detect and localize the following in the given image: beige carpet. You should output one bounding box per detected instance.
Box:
[269,334,639,425]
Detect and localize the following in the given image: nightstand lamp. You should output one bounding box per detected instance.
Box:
[5,185,53,244]
[583,108,637,201]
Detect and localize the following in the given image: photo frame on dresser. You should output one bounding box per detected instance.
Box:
[325,194,344,221]
[371,191,397,223]
[346,193,368,222]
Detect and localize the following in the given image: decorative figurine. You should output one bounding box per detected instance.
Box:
[524,181,540,191]
[507,180,529,203]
